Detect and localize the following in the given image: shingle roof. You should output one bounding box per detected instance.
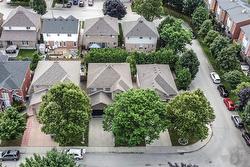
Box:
[42,15,79,34]
[0,61,30,90]
[87,63,133,92]
[31,61,81,87]
[122,17,159,37]
[217,0,240,11]
[84,16,119,36]
[90,91,113,107]
[227,6,250,23]
[2,6,40,29]
[241,24,250,39]
[0,30,37,41]
[136,64,178,100]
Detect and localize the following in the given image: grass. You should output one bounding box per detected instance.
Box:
[0,137,22,147]
[118,23,124,47]
[17,49,36,60]
[168,130,200,146]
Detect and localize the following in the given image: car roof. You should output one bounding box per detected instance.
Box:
[6,150,19,155]
[68,149,82,155]
[211,72,220,79]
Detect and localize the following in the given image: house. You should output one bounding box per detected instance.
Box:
[87,63,133,116]
[0,61,31,110]
[0,6,41,49]
[83,16,119,49]
[136,64,178,101]
[29,61,81,113]
[122,17,159,52]
[238,25,250,61]
[225,6,250,39]
[42,16,79,50]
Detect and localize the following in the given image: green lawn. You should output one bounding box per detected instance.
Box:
[17,49,36,60]
[168,130,199,146]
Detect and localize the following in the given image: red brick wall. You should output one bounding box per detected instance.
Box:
[211,0,217,12]
[231,20,250,39]
[21,67,31,100]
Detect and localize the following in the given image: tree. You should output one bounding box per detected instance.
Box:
[32,0,47,15]
[160,19,192,52]
[238,88,250,110]
[203,30,220,46]
[126,54,137,76]
[216,44,241,72]
[198,19,213,38]
[0,107,26,141]
[242,102,250,126]
[103,89,169,146]
[103,0,127,19]
[166,89,215,141]
[20,150,77,167]
[179,49,200,79]
[191,6,209,30]
[223,70,244,89]
[183,0,204,16]
[38,83,91,146]
[176,68,192,90]
[158,15,177,34]
[210,35,230,58]
[133,0,163,21]
[233,82,250,95]
[30,52,41,71]
[165,0,184,12]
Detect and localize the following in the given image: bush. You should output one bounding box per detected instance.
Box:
[223,70,244,89]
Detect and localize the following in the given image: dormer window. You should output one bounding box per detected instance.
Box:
[9,27,11,30]
[68,34,71,37]
[26,27,30,30]
[139,37,143,39]
[57,34,60,36]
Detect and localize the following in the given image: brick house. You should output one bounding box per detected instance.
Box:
[83,16,119,49]
[41,16,79,50]
[0,6,41,49]
[0,61,31,110]
[238,25,250,62]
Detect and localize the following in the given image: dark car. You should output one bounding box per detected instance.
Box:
[73,0,78,5]
[231,115,244,128]
[217,85,229,97]
[242,132,250,146]
[66,1,72,8]
[0,150,20,161]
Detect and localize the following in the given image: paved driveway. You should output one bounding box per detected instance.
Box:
[88,118,115,147]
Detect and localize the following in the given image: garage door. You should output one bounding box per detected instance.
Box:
[92,110,104,117]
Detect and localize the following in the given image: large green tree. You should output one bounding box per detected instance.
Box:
[242,102,250,126]
[20,150,77,167]
[32,0,47,15]
[179,49,200,79]
[210,35,230,58]
[38,83,91,146]
[175,68,192,90]
[133,0,163,21]
[0,107,26,141]
[160,18,192,52]
[191,6,209,30]
[216,44,241,72]
[198,19,213,38]
[158,15,177,34]
[30,51,41,71]
[103,0,127,19]
[233,82,250,95]
[103,89,169,146]
[223,70,244,89]
[166,89,215,141]
[203,30,220,46]
[183,0,204,15]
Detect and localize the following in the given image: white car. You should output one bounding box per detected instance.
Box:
[210,72,221,84]
[65,148,86,160]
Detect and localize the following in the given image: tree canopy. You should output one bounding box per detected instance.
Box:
[203,30,220,46]
[210,35,230,58]
[242,102,250,126]
[198,19,213,38]
[103,0,127,19]
[0,107,26,141]
[20,150,77,167]
[32,0,47,15]
[223,70,244,89]
[103,89,169,146]
[175,68,192,90]
[166,89,215,141]
[191,6,209,30]
[38,83,91,146]
[133,0,163,21]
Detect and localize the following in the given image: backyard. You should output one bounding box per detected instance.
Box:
[17,49,36,60]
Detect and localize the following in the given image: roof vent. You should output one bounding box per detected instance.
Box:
[242,9,248,14]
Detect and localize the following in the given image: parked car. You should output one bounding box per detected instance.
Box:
[88,0,94,6]
[73,0,78,5]
[241,63,249,76]
[66,1,72,8]
[79,0,84,7]
[231,115,244,128]
[210,72,221,84]
[0,150,20,161]
[64,148,86,160]
[242,132,250,146]
[224,98,237,111]
[217,85,229,97]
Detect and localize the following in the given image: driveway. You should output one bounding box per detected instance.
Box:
[88,118,115,147]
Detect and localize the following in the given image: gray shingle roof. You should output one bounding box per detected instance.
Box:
[227,6,250,23]
[42,15,79,34]
[122,17,159,37]
[2,6,41,29]
[87,63,133,92]
[136,64,178,100]
[0,61,30,90]
[90,91,113,107]
[84,16,119,36]
[217,0,240,11]
[241,24,250,39]
[0,30,37,41]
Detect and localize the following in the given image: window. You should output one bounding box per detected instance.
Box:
[63,42,66,47]
[26,27,30,30]
[22,41,29,46]
[113,42,116,45]
[105,88,110,91]
[9,27,11,30]
[73,42,77,47]
[149,37,151,40]
[2,92,9,100]
[46,33,50,37]
[139,37,143,39]
[68,34,71,37]
[57,34,60,36]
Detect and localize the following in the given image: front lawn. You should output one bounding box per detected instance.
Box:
[17,49,36,60]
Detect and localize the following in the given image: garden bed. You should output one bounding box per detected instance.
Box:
[168,130,199,146]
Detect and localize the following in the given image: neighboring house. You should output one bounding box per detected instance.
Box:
[83,16,119,49]
[42,16,79,50]
[225,6,250,39]
[122,17,159,52]
[0,6,41,49]
[87,63,133,116]
[29,61,81,113]
[136,64,178,101]
[238,25,250,60]
[0,61,31,110]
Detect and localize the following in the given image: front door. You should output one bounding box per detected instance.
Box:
[7,41,13,45]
